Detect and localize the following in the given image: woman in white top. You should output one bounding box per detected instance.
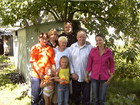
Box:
[53,36,70,105]
[54,36,70,70]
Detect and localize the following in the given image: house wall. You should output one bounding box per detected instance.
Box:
[13,21,63,81]
[13,29,28,80]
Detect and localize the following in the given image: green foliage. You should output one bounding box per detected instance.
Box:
[106,94,140,105]
[114,46,140,79]
[106,75,140,105]
[1,0,139,63]
[116,62,140,79]
[0,55,9,63]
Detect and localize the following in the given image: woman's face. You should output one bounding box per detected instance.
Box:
[39,38,48,46]
[64,24,73,34]
[59,40,67,49]
[49,31,58,41]
[95,36,104,47]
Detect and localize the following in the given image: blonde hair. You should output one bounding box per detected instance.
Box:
[58,36,68,43]
[48,29,58,36]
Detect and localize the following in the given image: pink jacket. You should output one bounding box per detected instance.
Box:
[86,47,115,80]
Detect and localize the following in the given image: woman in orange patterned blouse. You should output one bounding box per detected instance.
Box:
[30,32,55,105]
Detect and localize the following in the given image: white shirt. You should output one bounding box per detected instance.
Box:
[69,42,93,82]
[54,47,70,70]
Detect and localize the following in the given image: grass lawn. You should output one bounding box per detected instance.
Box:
[0,56,31,105]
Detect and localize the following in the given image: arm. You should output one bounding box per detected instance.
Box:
[40,79,51,88]
[85,71,90,83]
[69,46,78,80]
[54,68,62,82]
[106,50,115,84]
[32,62,44,79]
[86,49,93,73]
[30,45,44,79]
[85,49,93,83]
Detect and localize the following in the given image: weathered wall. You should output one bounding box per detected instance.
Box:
[13,21,63,81]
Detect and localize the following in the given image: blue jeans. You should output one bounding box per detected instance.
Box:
[57,84,69,105]
[31,77,41,105]
[92,79,108,105]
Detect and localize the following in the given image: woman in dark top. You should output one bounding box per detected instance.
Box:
[48,28,59,48]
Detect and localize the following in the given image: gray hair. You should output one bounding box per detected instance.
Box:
[58,36,68,42]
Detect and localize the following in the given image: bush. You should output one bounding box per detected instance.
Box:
[106,94,140,105]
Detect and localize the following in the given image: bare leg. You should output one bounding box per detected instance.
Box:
[44,95,51,105]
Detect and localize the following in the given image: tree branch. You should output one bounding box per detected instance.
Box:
[64,1,68,21]
[46,2,62,21]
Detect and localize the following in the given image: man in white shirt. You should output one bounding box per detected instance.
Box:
[69,30,93,105]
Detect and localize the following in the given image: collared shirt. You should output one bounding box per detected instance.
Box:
[59,32,77,47]
[30,43,55,78]
[69,42,93,82]
[86,47,115,80]
[54,47,70,70]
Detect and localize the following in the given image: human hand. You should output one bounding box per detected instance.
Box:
[40,73,44,79]
[85,75,89,83]
[71,73,78,80]
[105,80,110,85]
[59,78,68,84]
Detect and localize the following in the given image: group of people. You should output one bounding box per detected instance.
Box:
[30,21,115,105]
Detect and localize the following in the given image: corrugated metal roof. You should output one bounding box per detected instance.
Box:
[0,31,12,36]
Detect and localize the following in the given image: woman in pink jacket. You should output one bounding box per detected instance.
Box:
[86,33,115,105]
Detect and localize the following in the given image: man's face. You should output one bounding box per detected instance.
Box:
[77,31,86,45]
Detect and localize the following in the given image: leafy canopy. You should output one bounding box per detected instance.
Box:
[0,0,139,62]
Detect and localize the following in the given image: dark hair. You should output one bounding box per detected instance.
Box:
[95,33,105,40]
[64,21,72,26]
[38,32,48,39]
[59,56,69,68]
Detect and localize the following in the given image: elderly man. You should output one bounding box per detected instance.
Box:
[69,30,93,105]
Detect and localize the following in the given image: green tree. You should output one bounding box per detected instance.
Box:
[0,0,140,62]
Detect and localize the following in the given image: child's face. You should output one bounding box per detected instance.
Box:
[60,58,68,69]
[45,67,52,76]
[64,24,72,34]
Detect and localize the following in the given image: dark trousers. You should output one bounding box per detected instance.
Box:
[31,77,41,105]
[72,80,91,105]
[92,79,108,105]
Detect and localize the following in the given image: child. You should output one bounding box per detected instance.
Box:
[40,67,56,105]
[55,56,70,105]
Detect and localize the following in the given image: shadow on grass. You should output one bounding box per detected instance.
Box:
[0,64,26,92]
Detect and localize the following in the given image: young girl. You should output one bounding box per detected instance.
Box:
[55,56,70,105]
[40,67,56,105]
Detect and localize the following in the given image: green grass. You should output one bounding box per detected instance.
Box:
[0,56,31,105]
